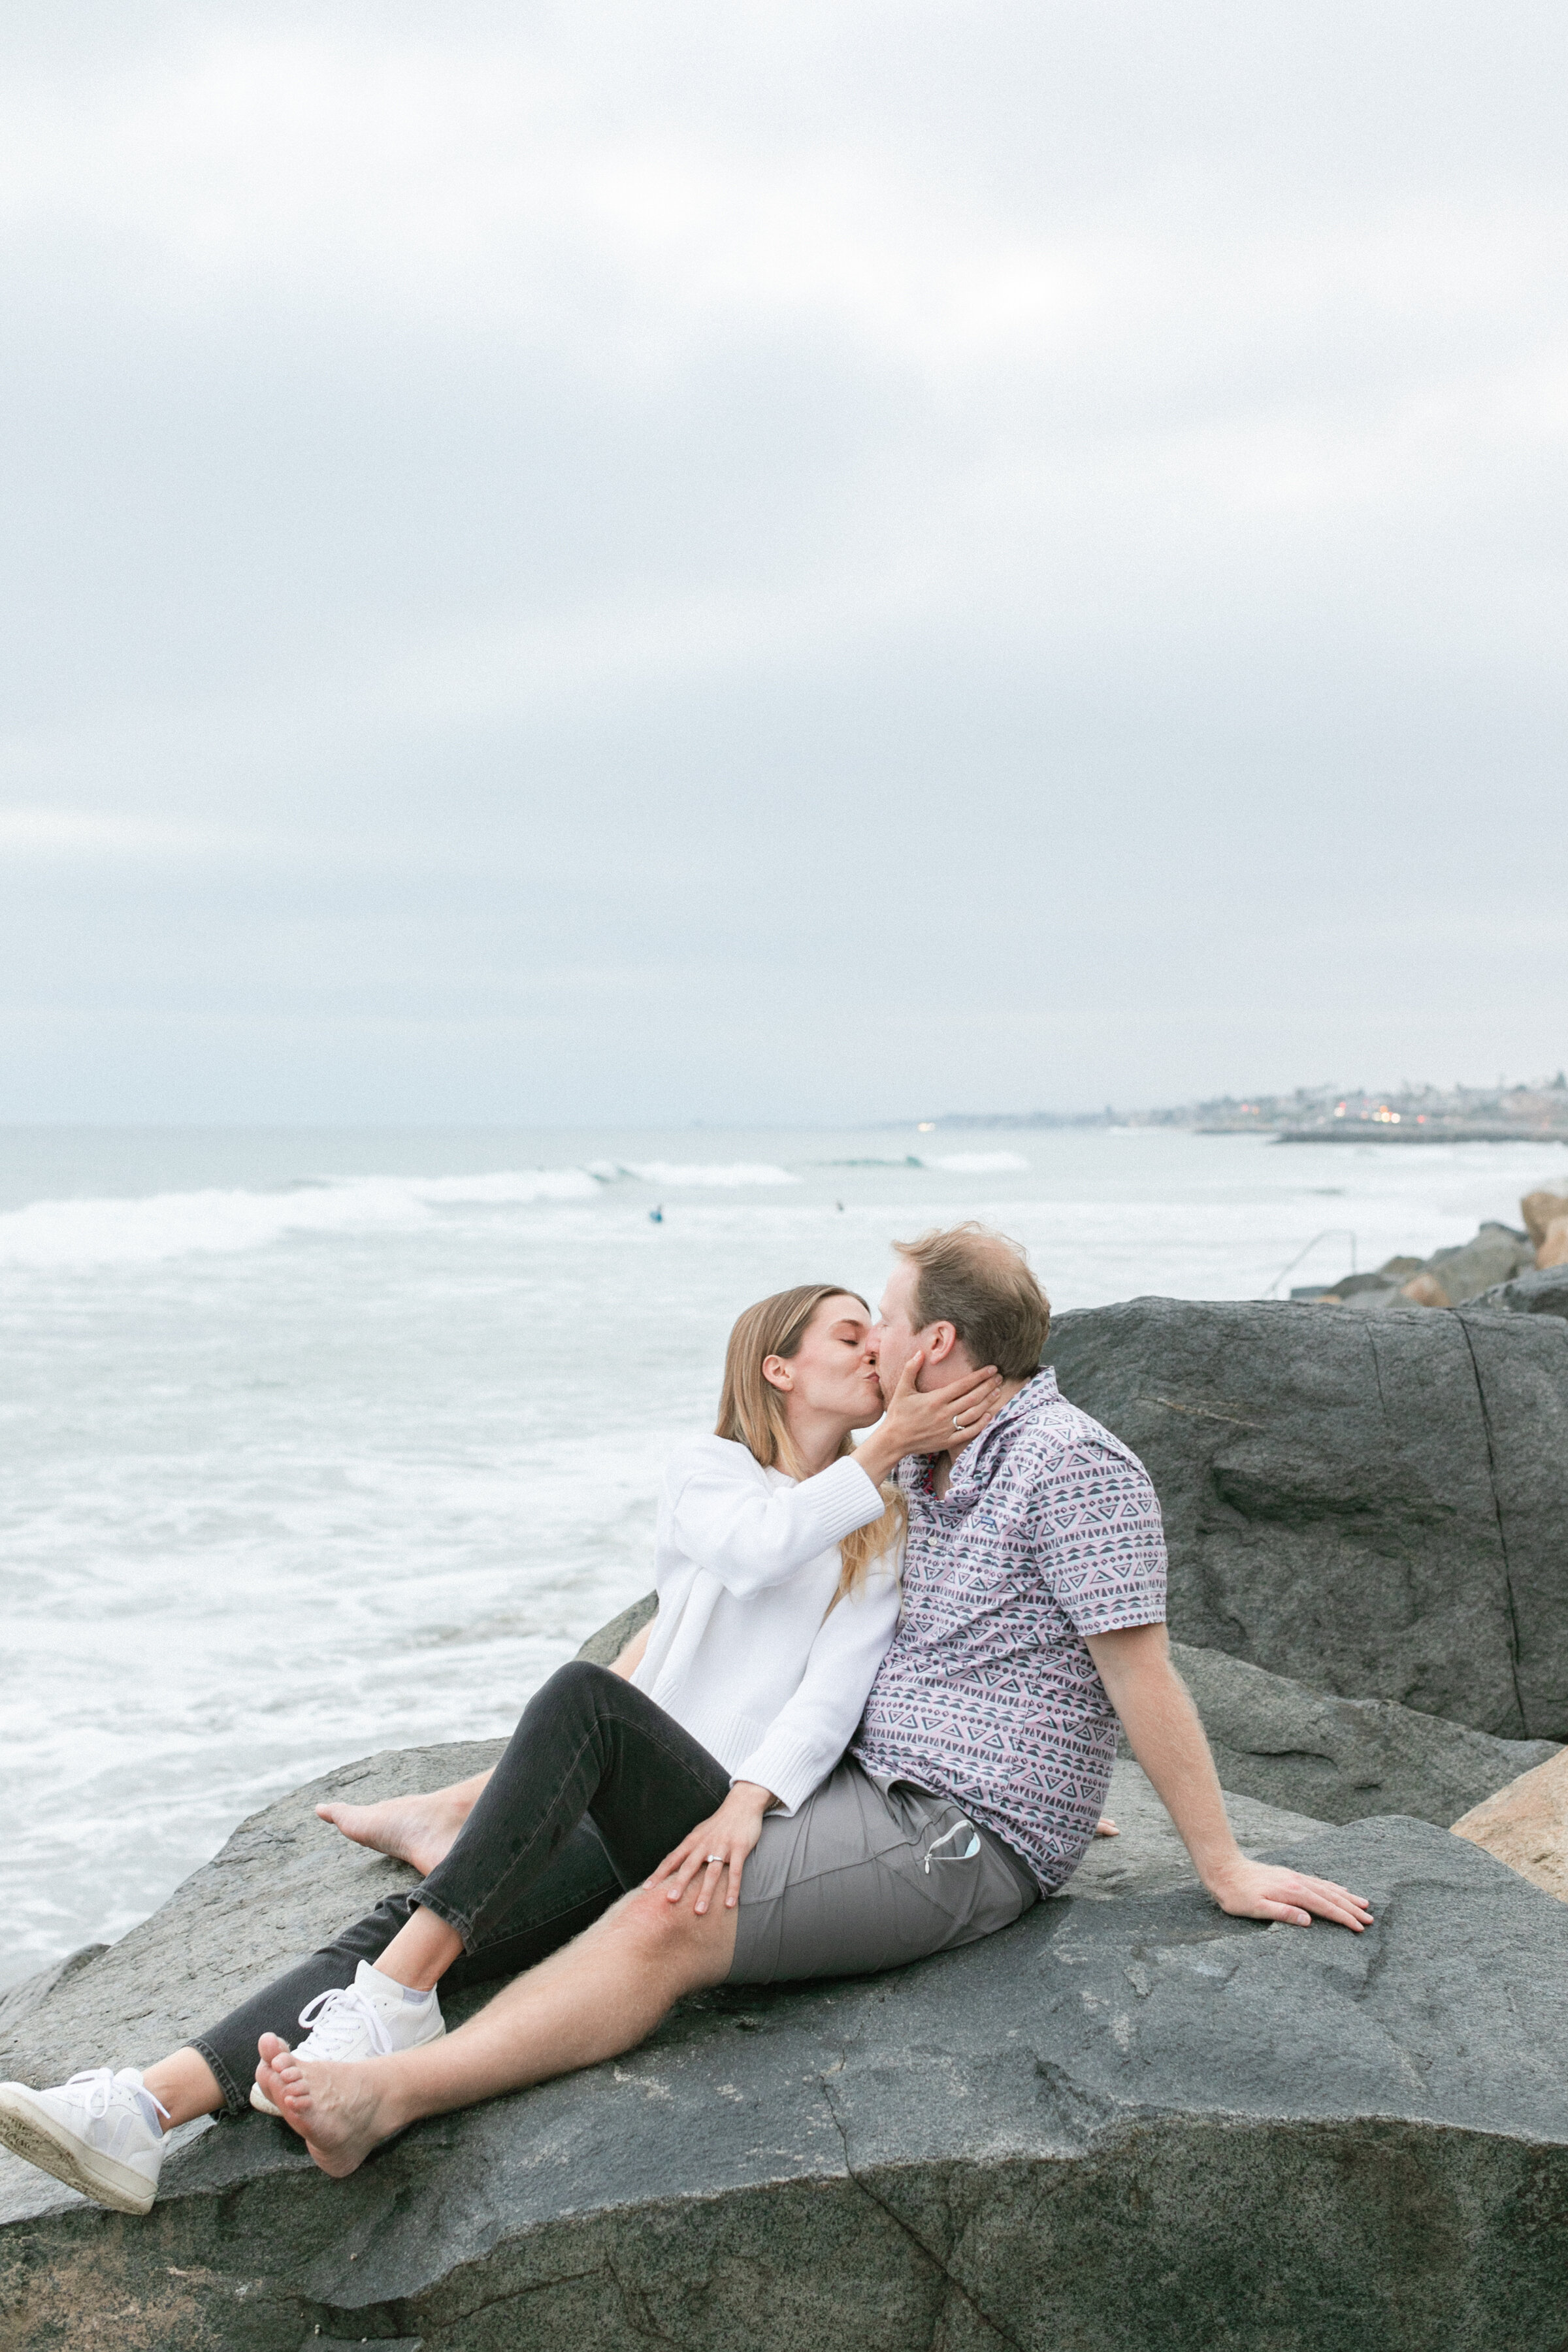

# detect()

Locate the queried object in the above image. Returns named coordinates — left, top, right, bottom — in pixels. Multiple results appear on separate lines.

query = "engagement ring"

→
left=706, top=1854, right=725, bottom=1864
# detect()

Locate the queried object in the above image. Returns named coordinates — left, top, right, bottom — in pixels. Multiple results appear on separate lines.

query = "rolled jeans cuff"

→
left=187, top=2033, right=250, bottom=2119
left=409, top=1884, right=475, bottom=1953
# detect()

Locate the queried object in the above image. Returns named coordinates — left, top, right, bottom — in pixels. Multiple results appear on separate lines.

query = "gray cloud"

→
left=1, top=0, right=1564, bottom=1120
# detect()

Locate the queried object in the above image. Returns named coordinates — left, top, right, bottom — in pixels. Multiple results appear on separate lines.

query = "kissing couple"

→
left=0, top=1222, right=1370, bottom=2213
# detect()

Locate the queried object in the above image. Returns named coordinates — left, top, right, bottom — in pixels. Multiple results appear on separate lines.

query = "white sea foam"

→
left=607, top=1161, right=800, bottom=1188
left=923, top=1151, right=1030, bottom=1173
left=399, top=1170, right=602, bottom=1205
left=0, top=1168, right=602, bottom=1269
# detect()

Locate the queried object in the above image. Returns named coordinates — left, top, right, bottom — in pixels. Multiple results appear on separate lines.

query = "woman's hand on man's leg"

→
left=651, top=1780, right=775, bottom=1915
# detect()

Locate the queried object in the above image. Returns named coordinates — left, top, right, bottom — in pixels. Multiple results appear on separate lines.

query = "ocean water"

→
left=3, top=1120, right=1563, bottom=1996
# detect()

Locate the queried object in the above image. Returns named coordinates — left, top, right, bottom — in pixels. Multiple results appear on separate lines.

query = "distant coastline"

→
left=920, top=1075, right=1568, bottom=1147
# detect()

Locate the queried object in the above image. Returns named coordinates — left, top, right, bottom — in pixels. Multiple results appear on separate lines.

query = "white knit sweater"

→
left=629, top=1435, right=902, bottom=1814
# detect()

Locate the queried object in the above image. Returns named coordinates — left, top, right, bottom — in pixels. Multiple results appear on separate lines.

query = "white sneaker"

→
left=250, top=1960, right=445, bottom=2117
left=0, top=2067, right=169, bottom=2214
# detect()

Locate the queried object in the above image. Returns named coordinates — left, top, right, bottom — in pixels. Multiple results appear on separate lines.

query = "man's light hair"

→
left=892, top=1222, right=1050, bottom=1380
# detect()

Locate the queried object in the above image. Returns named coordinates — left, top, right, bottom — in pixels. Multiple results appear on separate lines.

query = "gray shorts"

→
left=728, top=1756, right=1039, bottom=1985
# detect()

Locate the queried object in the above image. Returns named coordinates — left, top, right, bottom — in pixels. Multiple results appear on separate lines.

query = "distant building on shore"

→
left=921, top=1073, right=1568, bottom=1143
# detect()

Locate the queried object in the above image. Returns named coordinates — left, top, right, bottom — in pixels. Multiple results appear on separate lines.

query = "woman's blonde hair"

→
left=715, top=1282, right=906, bottom=1601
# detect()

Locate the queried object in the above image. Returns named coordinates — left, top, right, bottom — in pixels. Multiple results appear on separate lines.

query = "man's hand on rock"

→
left=1207, top=1857, right=1373, bottom=1932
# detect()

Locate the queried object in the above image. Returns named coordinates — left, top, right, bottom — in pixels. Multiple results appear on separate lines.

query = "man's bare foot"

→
left=255, top=2034, right=397, bottom=2180
left=316, top=1789, right=468, bottom=1874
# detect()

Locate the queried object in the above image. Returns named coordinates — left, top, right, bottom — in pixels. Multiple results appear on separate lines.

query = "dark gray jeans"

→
left=191, top=1661, right=731, bottom=2115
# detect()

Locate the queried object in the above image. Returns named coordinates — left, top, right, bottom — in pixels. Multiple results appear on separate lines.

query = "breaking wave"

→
left=0, top=1168, right=603, bottom=1270
left=587, top=1161, right=799, bottom=1188
left=814, top=1151, right=1031, bottom=1175
left=921, top=1151, right=1030, bottom=1173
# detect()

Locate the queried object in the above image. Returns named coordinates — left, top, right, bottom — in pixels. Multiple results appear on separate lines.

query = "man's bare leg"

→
left=253, top=1880, right=738, bottom=2178
left=315, top=1768, right=494, bottom=1874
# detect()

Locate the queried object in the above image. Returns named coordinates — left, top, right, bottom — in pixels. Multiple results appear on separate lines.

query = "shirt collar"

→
left=904, top=1367, right=1058, bottom=1502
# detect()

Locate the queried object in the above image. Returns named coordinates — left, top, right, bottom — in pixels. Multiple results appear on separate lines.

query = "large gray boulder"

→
left=1468, top=1262, right=1568, bottom=1320
left=573, top=1590, right=657, bottom=1666
left=1422, top=1222, right=1535, bottom=1304
left=1169, top=1641, right=1560, bottom=1826
left=1048, top=1296, right=1568, bottom=1740
left=3, top=1746, right=1565, bottom=2351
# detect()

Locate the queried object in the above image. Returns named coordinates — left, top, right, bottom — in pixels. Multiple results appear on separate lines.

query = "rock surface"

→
left=1452, top=1745, right=1568, bottom=1902
left=1521, top=1188, right=1568, bottom=1250
left=1541, top=1215, right=1568, bottom=1270
left=1049, top=1294, right=1568, bottom=1739
left=1422, top=1222, right=1536, bottom=1304
left=574, top=1590, right=657, bottom=1667
left=1467, top=1262, right=1568, bottom=1319
left=5, top=1742, right=1567, bottom=2352
left=1309, top=1224, right=1535, bottom=1310
left=1168, top=1641, right=1560, bottom=1827
left=1066, top=1756, right=1328, bottom=1891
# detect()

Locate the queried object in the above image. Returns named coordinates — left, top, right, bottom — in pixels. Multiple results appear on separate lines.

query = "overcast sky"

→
left=1, top=1, right=1563, bottom=1124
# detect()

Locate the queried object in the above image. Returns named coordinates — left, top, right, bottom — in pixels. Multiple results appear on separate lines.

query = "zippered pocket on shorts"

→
left=920, top=1814, right=982, bottom=1872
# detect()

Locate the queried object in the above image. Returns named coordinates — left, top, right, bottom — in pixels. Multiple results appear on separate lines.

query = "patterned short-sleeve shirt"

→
left=851, top=1367, right=1167, bottom=1890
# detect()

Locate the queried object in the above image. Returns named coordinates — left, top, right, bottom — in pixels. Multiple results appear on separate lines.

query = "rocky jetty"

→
left=1295, top=1186, right=1568, bottom=1310
left=1049, top=1292, right=1568, bottom=1740
left=1303, top=1220, right=1533, bottom=1309
left=1470, top=1261, right=1568, bottom=1319
left=1522, top=1187, right=1568, bottom=1269
left=4, top=1747, right=1566, bottom=2351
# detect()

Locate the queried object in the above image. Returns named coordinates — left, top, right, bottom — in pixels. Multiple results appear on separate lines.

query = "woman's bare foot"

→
left=1093, top=1816, right=1119, bottom=1837
left=315, top=1789, right=470, bottom=1875
left=255, top=2035, right=398, bottom=2180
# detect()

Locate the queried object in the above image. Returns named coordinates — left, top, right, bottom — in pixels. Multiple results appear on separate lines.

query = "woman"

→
left=0, top=1282, right=1001, bottom=2215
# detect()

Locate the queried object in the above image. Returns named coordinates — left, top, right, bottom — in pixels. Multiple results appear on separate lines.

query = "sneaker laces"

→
left=62, top=2068, right=119, bottom=2119
left=61, top=2068, right=170, bottom=2127
left=294, top=1984, right=395, bottom=2061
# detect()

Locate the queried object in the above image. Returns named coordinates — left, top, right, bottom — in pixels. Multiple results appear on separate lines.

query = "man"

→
left=246, top=1222, right=1369, bottom=2177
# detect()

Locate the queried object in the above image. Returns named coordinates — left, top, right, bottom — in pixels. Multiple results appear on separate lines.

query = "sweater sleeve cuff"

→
left=805, top=1454, right=887, bottom=1545
left=732, top=1731, right=832, bottom=1819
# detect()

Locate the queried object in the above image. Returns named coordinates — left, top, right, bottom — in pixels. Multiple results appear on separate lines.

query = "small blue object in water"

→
left=649, top=1205, right=664, bottom=1224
